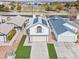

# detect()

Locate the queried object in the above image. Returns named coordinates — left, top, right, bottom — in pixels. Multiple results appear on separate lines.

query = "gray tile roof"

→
left=33, top=17, right=47, bottom=26
left=49, top=17, right=74, bottom=35
left=33, top=17, right=38, bottom=24
left=42, top=19, right=47, bottom=26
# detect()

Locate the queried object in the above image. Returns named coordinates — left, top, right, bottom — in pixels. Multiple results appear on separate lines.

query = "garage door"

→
left=31, top=36, right=47, bottom=42
left=59, top=36, right=75, bottom=42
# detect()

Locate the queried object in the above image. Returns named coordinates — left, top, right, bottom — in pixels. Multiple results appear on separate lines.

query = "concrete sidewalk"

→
left=30, top=42, right=49, bottom=59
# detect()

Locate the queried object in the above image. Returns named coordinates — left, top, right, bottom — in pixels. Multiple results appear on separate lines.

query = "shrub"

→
left=16, top=5, right=21, bottom=11
left=7, top=29, right=16, bottom=41
left=45, top=6, right=53, bottom=11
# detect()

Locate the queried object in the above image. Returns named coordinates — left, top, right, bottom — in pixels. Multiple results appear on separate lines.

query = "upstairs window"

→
left=37, top=26, right=42, bottom=33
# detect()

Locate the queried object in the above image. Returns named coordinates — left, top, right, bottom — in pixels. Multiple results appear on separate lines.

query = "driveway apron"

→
left=30, top=42, right=49, bottom=59
left=54, top=42, right=79, bottom=59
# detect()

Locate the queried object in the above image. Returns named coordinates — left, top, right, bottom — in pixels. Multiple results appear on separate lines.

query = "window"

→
left=37, top=26, right=42, bottom=33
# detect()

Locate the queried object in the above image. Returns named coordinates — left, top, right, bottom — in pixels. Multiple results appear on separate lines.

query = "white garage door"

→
left=31, top=36, right=47, bottom=42
left=59, top=36, right=75, bottom=42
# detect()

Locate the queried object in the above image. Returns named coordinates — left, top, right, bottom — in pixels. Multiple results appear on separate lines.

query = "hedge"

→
left=7, top=29, right=16, bottom=41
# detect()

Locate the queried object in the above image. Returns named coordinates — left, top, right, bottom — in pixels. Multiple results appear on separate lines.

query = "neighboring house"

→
left=6, top=15, right=29, bottom=30
left=0, top=23, right=14, bottom=43
left=29, top=16, right=49, bottom=42
left=69, top=6, right=77, bottom=14
left=0, top=16, right=8, bottom=23
left=71, top=15, right=79, bottom=29
left=49, top=16, right=77, bottom=42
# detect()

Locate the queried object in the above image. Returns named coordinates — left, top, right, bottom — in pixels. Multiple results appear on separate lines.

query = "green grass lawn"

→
left=15, top=35, right=31, bottom=59
left=47, top=44, right=58, bottom=59
left=77, top=35, right=79, bottom=39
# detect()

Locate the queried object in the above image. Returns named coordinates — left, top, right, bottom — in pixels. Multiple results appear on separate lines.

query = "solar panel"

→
left=50, top=17, right=68, bottom=35
left=33, top=17, right=38, bottom=24
left=42, top=19, right=47, bottom=25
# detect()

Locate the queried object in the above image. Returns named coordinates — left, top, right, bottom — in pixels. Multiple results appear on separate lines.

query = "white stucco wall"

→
left=30, top=24, right=49, bottom=35
left=0, top=35, right=6, bottom=43
left=77, top=15, right=79, bottom=20
left=58, top=31, right=77, bottom=42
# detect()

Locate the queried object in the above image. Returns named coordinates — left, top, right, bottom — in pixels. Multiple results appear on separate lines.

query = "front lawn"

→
left=77, top=35, right=79, bottom=39
left=15, top=35, right=31, bottom=59
left=47, top=44, right=58, bottom=59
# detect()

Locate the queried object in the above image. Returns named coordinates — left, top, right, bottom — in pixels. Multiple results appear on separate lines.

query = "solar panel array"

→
left=33, top=17, right=47, bottom=26
left=33, top=18, right=38, bottom=24
left=42, top=19, right=47, bottom=26
left=50, top=17, right=68, bottom=35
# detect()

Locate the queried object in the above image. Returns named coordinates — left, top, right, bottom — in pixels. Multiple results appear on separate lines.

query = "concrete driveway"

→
left=54, top=42, right=79, bottom=59
left=30, top=42, right=49, bottom=59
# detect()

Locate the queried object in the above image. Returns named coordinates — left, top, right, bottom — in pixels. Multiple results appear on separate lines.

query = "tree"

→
left=4, top=7, right=9, bottom=12
left=55, top=6, right=63, bottom=12
left=0, top=4, right=5, bottom=11
left=75, top=2, right=79, bottom=11
left=11, top=6, right=14, bottom=10
left=0, top=4, right=5, bottom=8
left=16, top=4, right=21, bottom=11
left=45, top=6, right=53, bottom=11
left=10, top=4, right=16, bottom=10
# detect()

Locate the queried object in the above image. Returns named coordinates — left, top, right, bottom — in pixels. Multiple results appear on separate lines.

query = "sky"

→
left=0, top=0, right=77, bottom=2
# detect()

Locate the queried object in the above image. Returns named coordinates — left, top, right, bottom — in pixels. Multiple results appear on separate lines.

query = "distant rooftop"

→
left=0, top=23, right=14, bottom=35
left=6, top=15, right=28, bottom=27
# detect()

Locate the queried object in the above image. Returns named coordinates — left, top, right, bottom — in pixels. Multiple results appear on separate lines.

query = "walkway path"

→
left=30, top=42, right=49, bottom=59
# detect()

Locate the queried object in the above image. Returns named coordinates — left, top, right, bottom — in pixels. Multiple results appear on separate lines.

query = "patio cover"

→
left=6, top=15, right=27, bottom=27
left=0, top=23, right=14, bottom=35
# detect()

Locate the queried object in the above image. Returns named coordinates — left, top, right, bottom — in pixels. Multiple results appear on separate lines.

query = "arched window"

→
left=37, top=26, right=42, bottom=33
